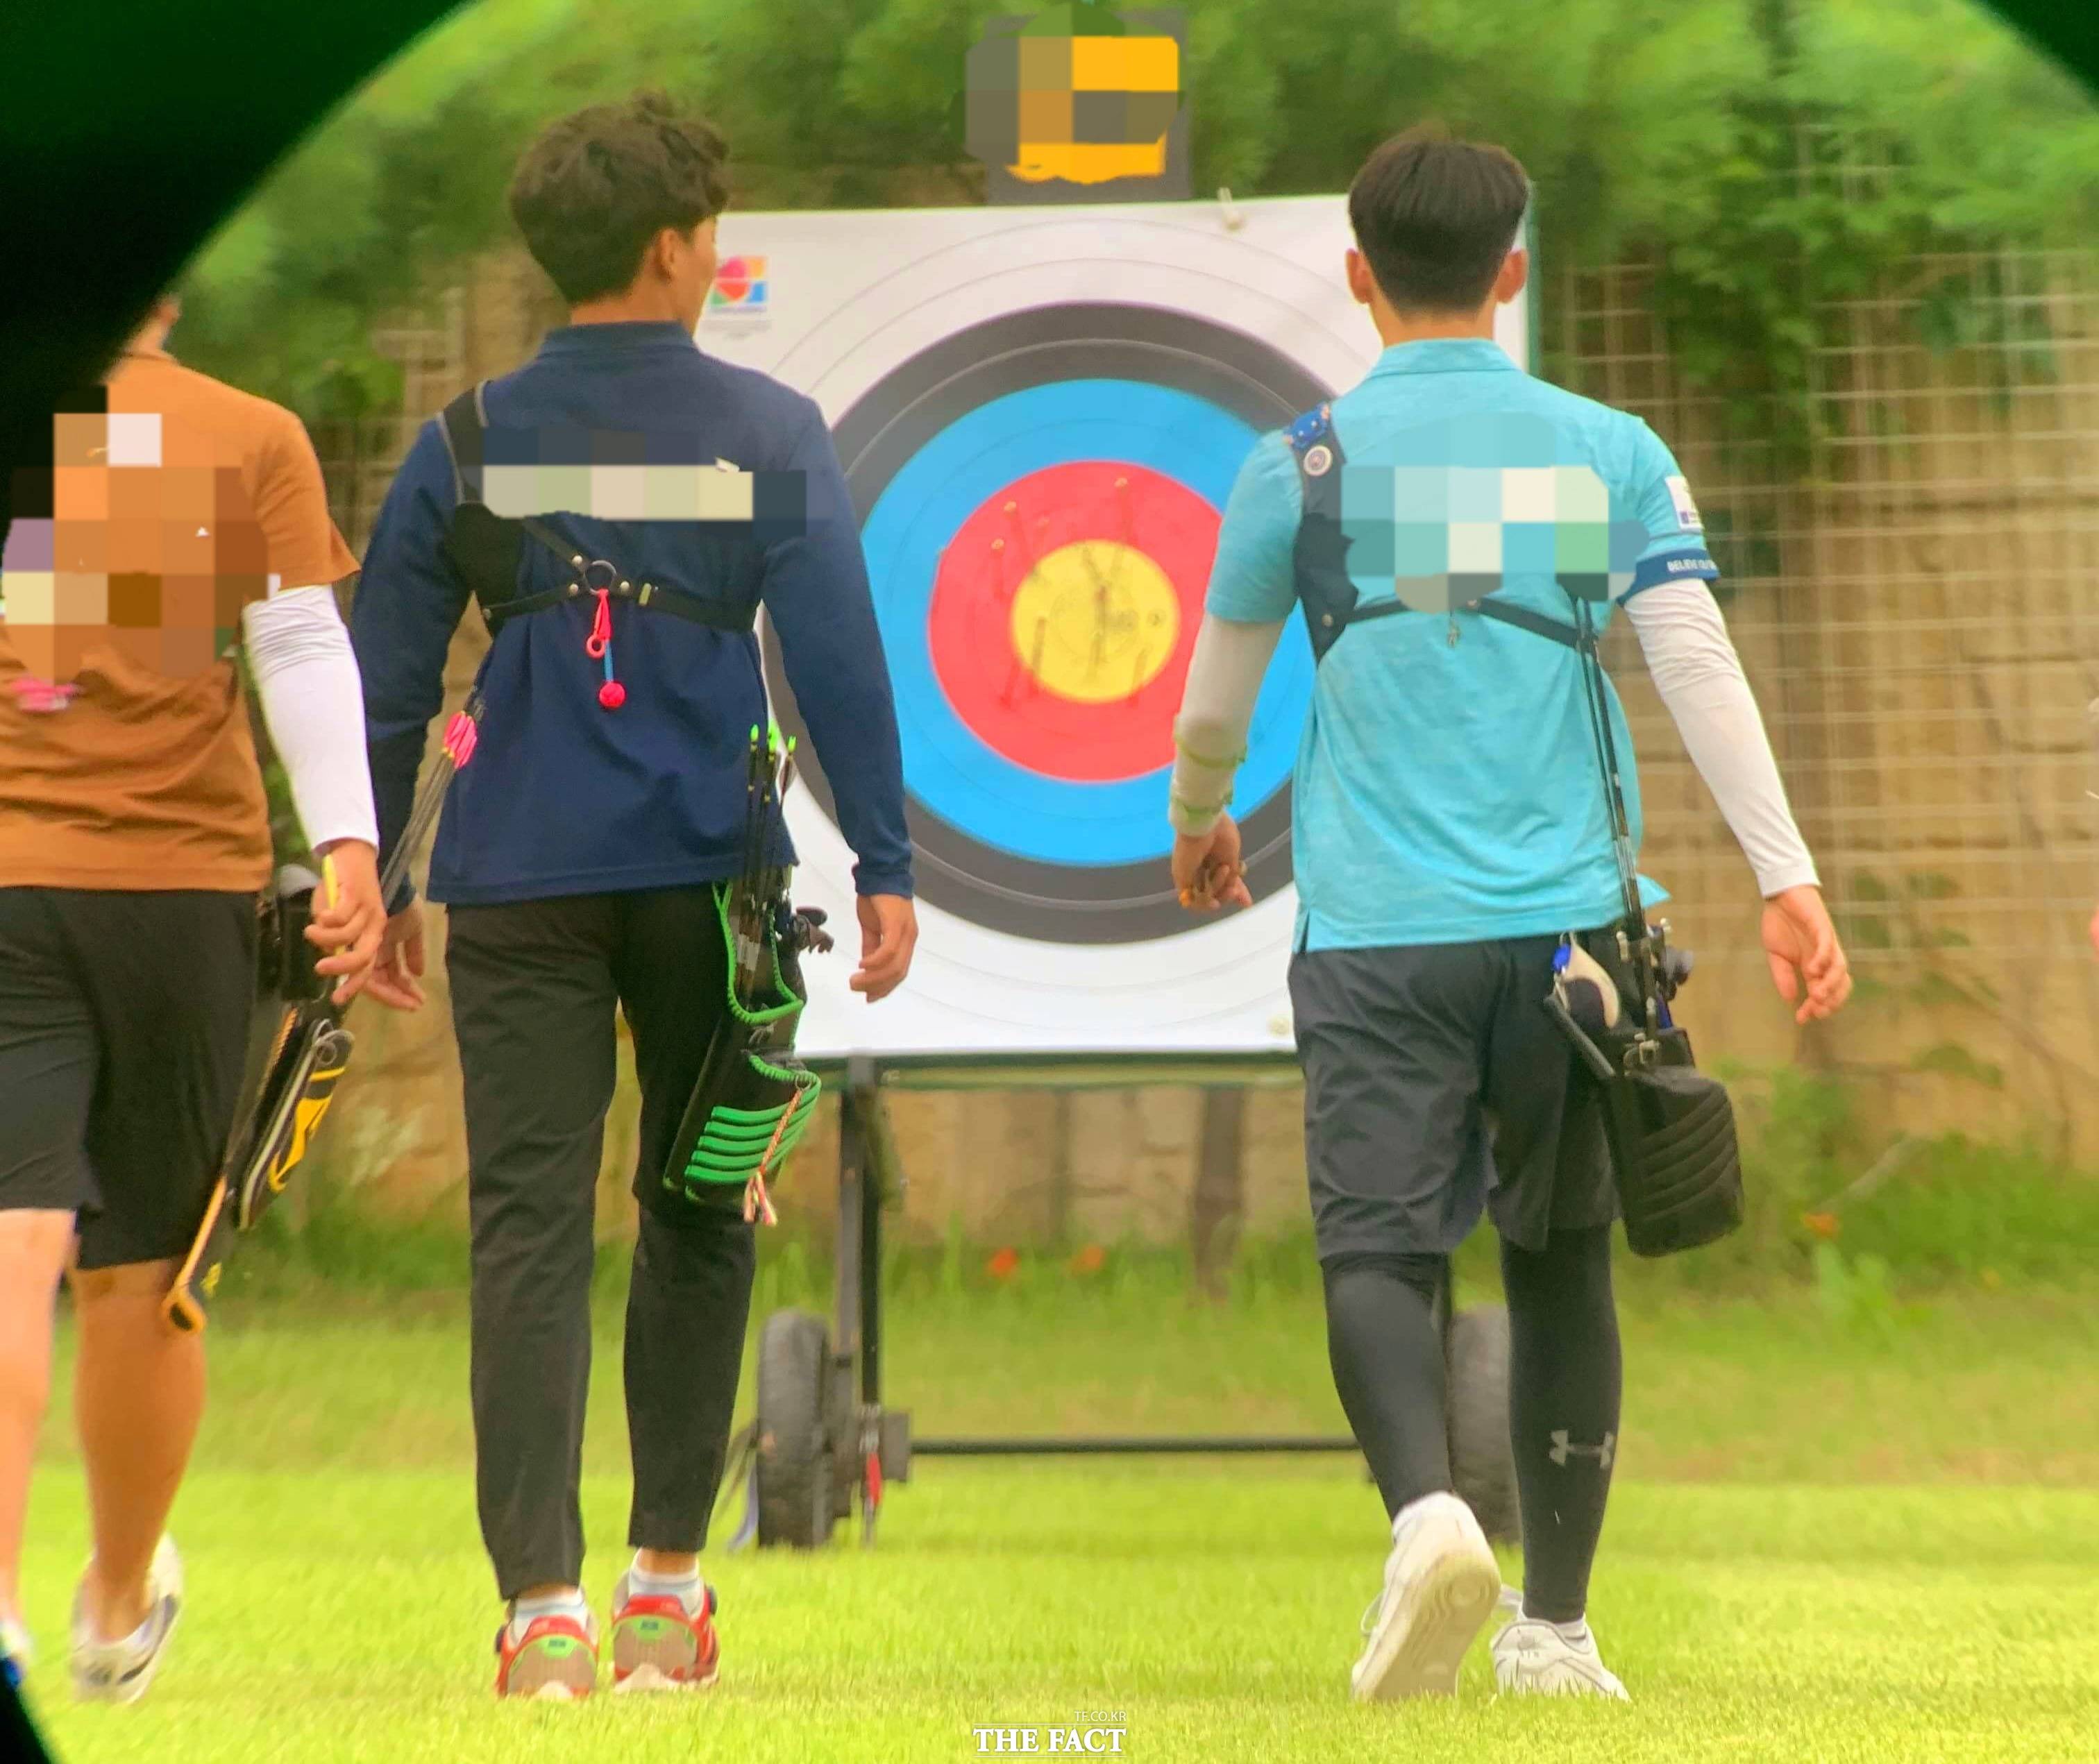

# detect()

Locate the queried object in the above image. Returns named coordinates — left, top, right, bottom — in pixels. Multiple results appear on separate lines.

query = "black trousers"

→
left=446, top=888, right=755, bottom=1600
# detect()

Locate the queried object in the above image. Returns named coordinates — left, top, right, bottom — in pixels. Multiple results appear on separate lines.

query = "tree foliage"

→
left=175, top=0, right=2099, bottom=439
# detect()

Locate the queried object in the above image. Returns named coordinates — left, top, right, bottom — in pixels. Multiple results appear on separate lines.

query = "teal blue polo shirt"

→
left=1204, top=339, right=1719, bottom=951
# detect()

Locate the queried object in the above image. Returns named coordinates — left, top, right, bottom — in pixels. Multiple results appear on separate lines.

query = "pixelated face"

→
left=1, top=407, right=269, bottom=686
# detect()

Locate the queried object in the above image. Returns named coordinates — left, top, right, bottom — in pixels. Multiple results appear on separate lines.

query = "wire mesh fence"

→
left=1552, top=248, right=2099, bottom=967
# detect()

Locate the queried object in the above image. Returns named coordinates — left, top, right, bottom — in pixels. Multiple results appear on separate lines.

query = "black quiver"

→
left=656, top=888, right=825, bottom=1223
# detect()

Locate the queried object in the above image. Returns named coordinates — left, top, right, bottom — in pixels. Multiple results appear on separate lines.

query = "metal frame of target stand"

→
left=742, top=1051, right=1516, bottom=1551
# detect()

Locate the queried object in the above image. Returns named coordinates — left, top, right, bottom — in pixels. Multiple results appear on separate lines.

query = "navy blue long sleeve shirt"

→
left=352, top=321, right=913, bottom=907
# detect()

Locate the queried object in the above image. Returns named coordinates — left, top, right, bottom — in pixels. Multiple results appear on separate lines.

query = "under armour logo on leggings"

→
left=1549, top=1430, right=1615, bottom=1470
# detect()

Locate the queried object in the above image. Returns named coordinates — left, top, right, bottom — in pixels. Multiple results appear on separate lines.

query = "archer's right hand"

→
left=365, top=904, right=428, bottom=1012
left=306, top=839, right=387, bottom=1006
left=852, top=894, right=918, bottom=1003
left=1761, top=885, right=1851, bottom=1025
left=1172, top=813, right=1253, bottom=914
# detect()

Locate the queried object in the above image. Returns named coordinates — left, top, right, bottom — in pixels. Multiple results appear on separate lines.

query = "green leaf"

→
left=1910, top=972, right=1983, bottom=1011
left=1907, top=1044, right=2005, bottom=1089
left=1839, top=913, right=1895, bottom=953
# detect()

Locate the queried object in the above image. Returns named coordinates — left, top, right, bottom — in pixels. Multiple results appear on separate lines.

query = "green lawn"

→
left=17, top=1277, right=2099, bottom=1763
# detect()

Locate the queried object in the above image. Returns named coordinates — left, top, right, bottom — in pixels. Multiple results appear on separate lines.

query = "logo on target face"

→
left=707, top=256, right=770, bottom=323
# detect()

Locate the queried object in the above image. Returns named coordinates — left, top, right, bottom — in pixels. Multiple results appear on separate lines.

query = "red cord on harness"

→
left=587, top=588, right=625, bottom=709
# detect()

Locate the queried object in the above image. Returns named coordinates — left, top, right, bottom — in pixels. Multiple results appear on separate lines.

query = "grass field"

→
left=17, top=1268, right=2099, bottom=1763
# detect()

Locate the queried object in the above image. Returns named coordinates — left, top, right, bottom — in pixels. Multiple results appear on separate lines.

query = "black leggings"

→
left=1323, top=1224, right=1621, bottom=1622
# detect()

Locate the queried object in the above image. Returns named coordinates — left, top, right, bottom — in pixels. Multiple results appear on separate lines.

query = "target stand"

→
left=739, top=1053, right=1521, bottom=1553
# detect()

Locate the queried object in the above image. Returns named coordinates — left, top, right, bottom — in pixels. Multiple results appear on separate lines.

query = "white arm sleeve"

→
left=1167, top=613, right=1288, bottom=836
left=1623, top=582, right=1819, bottom=897
left=241, top=586, right=380, bottom=854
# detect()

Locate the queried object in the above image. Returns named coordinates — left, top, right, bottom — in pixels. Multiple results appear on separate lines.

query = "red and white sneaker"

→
left=494, top=1605, right=599, bottom=1701
left=608, top=1571, right=720, bottom=1693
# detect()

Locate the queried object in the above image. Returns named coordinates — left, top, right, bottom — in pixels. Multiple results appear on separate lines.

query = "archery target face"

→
left=696, top=199, right=1532, bottom=1058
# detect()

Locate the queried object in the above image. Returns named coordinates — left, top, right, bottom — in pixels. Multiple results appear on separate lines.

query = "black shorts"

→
left=1288, top=929, right=1622, bottom=1263
left=0, top=888, right=256, bottom=1269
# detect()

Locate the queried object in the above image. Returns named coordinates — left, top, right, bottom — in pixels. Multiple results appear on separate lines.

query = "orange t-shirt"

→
left=0, top=350, right=358, bottom=891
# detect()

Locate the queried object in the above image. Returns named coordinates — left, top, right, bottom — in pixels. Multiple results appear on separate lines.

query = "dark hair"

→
left=1347, top=129, right=1531, bottom=315
left=507, top=92, right=731, bottom=305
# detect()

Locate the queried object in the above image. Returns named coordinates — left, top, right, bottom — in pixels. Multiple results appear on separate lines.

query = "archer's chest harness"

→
left=435, top=382, right=757, bottom=709
left=435, top=383, right=826, bottom=1225
left=1284, top=402, right=1582, bottom=659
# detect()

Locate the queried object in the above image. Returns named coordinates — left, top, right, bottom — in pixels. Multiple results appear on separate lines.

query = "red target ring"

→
left=927, top=460, right=1218, bottom=783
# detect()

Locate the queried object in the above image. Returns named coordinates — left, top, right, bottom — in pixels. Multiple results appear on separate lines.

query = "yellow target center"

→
left=1008, top=541, right=1180, bottom=704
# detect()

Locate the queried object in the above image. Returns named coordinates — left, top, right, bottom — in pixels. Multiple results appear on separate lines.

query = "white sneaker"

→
left=69, top=1535, right=183, bottom=1705
left=1491, top=1591, right=1630, bottom=1701
left=1351, top=1491, right=1503, bottom=1701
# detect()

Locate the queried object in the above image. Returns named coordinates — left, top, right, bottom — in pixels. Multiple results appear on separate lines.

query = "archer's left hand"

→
left=1760, top=884, right=1852, bottom=1025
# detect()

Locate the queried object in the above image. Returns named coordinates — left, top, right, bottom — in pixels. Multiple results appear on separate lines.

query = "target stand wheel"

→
left=1446, top=1304, right=1521, bottom=1547
left=754, top=1309, right=841, bottom=1550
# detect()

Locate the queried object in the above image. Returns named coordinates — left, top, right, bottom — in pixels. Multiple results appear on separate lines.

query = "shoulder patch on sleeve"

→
left=1664, top=474, right=1704, bottom=533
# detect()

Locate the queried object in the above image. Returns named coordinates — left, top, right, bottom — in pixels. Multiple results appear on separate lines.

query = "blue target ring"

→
left=863, top=378, right=1310, bottom=868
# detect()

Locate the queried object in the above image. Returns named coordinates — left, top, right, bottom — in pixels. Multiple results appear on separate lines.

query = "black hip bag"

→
left=1539, top=597, right=1746, bottom=1259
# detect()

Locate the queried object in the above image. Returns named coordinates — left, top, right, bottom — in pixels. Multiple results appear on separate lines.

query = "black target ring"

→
left=765, top=303, right=1328, bottom=944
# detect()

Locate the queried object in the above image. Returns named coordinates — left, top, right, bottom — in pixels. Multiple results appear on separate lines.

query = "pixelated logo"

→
left=706, top=255, right=770, bottom=325
left=1, top=394, right=269, bottom=695
left=967, top=2, right=1190, bottom=205
left=1337, top=418, right=1649, bottom=614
